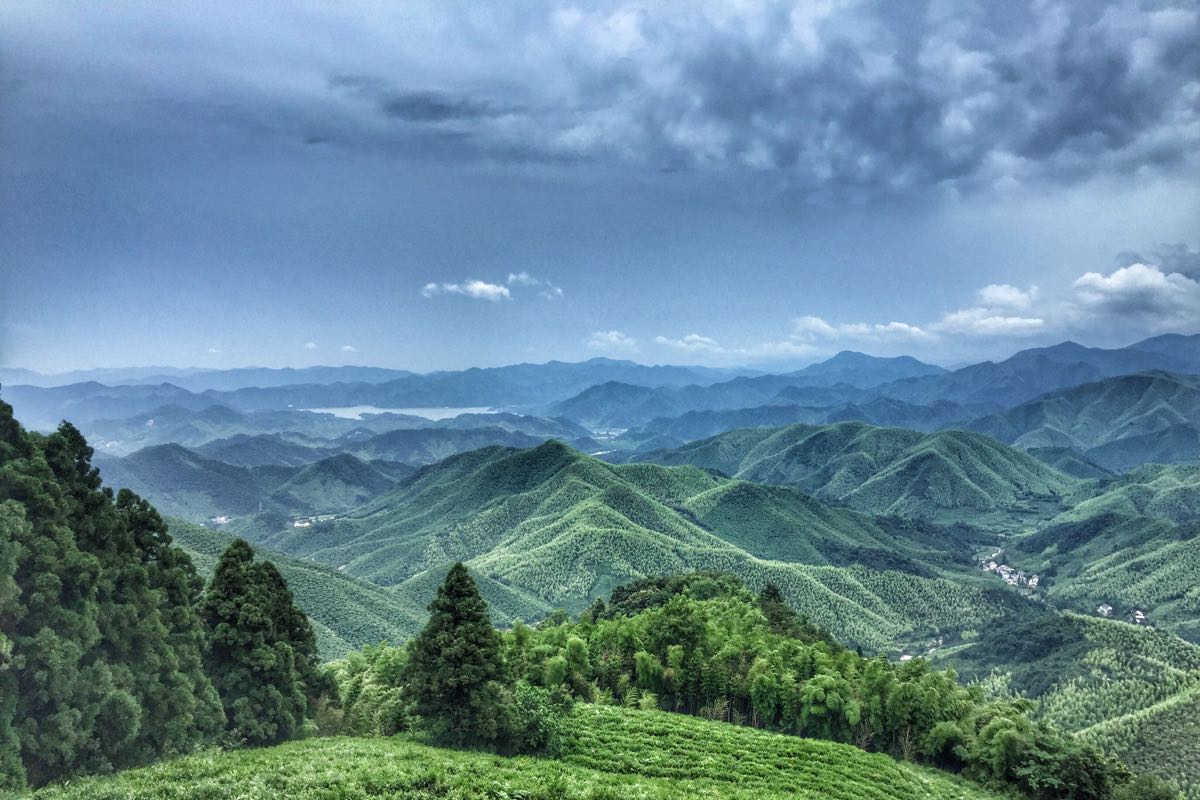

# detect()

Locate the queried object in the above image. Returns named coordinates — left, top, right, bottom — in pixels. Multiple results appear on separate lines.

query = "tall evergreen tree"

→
left=200, top=539, right=313, bottom=746
left=405, top=562, right=506, bottom=747
left=0, top=399, right=222, bottom=789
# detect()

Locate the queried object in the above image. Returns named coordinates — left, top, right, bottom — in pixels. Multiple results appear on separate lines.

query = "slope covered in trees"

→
left=634, top=421, right=1076, bottom=519
left=943, top=612, right=1200, bottom=797
left=239, top=440, right=1023, bottom=651
left=965, top=372, right=1200, bottom=471
left=1002, top=513, right=1200, bottom=642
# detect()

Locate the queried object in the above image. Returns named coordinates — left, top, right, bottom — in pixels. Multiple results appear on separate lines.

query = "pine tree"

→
left=405, top=562, right=506, bottom=747
left=200, top=540, right=312, bottom=746
left=0, top=399, right=221, bottom=788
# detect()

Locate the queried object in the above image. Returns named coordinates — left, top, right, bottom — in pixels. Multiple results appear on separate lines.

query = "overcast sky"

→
left=2, top=0, right=1198, bottom=372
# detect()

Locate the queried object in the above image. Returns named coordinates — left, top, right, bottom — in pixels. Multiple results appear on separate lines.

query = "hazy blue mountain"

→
left=617, top=397, right=970, bottom=451
left=785, top=351, right=946, bottom=387
left=2, top=381, right=211, bottom=430
left=94, top=444, right=410, bottom=523
left=872, top=335, right=1200, bottom=409
left=194, top=433, right=335, bottom=466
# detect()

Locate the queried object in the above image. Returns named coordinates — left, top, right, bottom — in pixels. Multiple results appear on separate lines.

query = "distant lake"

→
left=303, top=405, right=497, bottom=421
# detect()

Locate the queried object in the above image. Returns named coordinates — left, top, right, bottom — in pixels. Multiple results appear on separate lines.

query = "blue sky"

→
left=2, top=1, right=1198, bottom=373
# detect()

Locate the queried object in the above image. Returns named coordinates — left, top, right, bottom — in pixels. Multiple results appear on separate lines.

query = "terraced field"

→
left=30, top=706, right=1004, bottom=800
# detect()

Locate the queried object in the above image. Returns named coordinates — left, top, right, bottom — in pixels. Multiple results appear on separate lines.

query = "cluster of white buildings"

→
left=1096, top=604, right=1149, bottom=625
left=982, top=560, right=1040, bottom=588
left=292, top=513, right=337, bottom=528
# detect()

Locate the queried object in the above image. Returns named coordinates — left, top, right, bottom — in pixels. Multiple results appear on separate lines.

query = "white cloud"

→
left=206, top=347, right=221, bottom=354
left=1070, top=263, right=1200, bottom=330
left=791, top=316, right=931, bottom=342
left=303, top=341, right=317, bottom=350
left=341, top=344, right=357, bottom=353
left=423, top=273, right=561, bottom=301
left=655, top=333, right=723, bottom=353
left=507, top=271, right=539, bottom=286
left=655, top=333, right=816, bottom=361
left=977, top=283, right=1037, bottom=310
left=587, top=329, right=639, bottom=352
left=931, top=308, right=1046, bottom=336
left=421, top=279, right=511, bottom=301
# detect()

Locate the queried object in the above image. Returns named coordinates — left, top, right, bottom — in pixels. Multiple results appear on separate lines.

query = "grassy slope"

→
left=238, top=441, right=1022, bottom=652
left=31, top=705, right=1002, bottom=800
left=635, top=421, right=1076, bottom=520
left=1058, top=463, right=1200, bottom=525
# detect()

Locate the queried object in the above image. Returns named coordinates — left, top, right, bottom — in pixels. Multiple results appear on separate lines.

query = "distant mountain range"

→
left=6, top=334, right=1197, bottom=475
left=94, top=444, right=416, bottom=522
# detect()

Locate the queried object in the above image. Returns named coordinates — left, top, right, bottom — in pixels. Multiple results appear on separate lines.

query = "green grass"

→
left=29, top=706, right=1003, bottom=800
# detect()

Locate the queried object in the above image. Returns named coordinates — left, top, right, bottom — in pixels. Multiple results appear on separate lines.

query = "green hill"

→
left=194, top=432, right=333, bottom=465
left=266, top=453, right=407, bottom=514
left=239, top=441, right=1027, bottom=651
left=1060, top=464, right=1200, bottom=524
left=943, top=613, right=1200, bottom=798
left=94, top=443, right=265, bottom=520
left=165, top=519, right=424, bottom=659
left=966, top=372, right=1200, bottom=471
left=30, top=704, right=1004, bottom=800
left=1002, top=511, right=1200, bottom=642
left=94, top=445, right=408, bottom=523
left=635, top=421, right=1076, bottom=520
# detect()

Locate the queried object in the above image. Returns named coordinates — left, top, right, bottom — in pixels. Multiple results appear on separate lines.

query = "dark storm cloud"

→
left=3, top=1, right=1196, bottom=195
left=1118, top=243, right=1200, bottom=279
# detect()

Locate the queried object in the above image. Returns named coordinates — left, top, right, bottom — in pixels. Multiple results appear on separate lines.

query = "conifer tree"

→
left=200, top=539, right=312, bottom=746
left=405, top=562, right=506, bottom=747
left=0, top=399, right=221, bottom=789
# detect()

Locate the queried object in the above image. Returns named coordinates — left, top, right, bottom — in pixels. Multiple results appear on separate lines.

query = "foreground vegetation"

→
left=30, top=705, right=1008, bottom=800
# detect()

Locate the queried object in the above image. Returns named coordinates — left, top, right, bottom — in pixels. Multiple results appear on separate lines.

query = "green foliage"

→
left=0, top=398, right=223, bottom=790
left=636, top=421, right=1077, bottom=518
left=167, top=518, right=424, bottom=660
left=200, top=539, right=319, bottom=747
left=30, top=706, right=1011, bottom=800
left=246, top=441, right=1030, bottom=652
left=966, top=371, right=1200, bottom=472
left=944, top=614, right=1200, bottom=798
left=502, top=574, right=1136, bottom=799
left=404, top=563, right=507, bottom=747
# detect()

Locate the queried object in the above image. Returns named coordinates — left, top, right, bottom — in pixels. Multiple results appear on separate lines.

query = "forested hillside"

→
left=966, top=372, right=1200, bottom=471
left=233, top=440, right=1026, bottom=651
left=635, top=421, right=1076, bottom=519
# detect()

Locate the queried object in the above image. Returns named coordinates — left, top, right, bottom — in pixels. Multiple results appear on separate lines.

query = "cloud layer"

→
left=7, top=1, right=1196, bottom=197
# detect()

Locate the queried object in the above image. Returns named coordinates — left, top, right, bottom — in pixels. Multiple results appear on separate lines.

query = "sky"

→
left=1, top=0, right=1198, bottom=373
